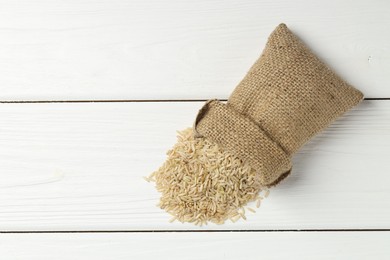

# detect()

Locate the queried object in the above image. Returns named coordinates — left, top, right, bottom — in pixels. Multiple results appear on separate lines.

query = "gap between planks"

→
left=0, top=98, right=388, bottom=104
left=1, top=229, right=390, bottom=234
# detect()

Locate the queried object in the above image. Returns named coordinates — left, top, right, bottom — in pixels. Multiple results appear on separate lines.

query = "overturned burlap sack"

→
left=194, top=23, right=364, bottom=186
left=148, top=23, right=365, bottom=225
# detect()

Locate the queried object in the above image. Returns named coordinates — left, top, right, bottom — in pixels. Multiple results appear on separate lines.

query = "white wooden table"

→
left=0, top=0, right=389, bottom=259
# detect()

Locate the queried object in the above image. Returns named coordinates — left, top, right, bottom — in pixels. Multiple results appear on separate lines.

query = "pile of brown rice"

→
left=145, top=127, right=269, bottom=225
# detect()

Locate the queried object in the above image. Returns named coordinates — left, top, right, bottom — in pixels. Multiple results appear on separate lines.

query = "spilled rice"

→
left=145, top=127, right=269, bottom=225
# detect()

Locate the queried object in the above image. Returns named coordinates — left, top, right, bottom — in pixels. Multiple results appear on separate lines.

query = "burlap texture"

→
left=193, top=23, right=364, bottom=186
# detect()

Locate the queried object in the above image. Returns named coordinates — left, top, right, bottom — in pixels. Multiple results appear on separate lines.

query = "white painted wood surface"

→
left=0, top=101, right=389, bottom=230
left=0, top=232, right=389, bottom=260
left=0, top=0, right=389, bottom=257
left=0, top=0, right=389, bottom=101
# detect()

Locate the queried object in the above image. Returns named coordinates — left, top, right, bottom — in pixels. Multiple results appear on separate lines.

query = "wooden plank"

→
left=0, top=232, right=389, bottom=259
left=0, top=0, right=388, bottom=101
left=0, top=100, right=389, bottom=230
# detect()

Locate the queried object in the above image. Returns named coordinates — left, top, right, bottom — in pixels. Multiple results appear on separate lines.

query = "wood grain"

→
left=0, top=0, right=388, bottom=101
left=0, top=100, right=389, bottom=231
left=0, top=232, right=389, bottom=259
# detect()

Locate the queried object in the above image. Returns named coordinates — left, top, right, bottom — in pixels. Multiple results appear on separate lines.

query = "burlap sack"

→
left=194, top=23, right=364, bottom=186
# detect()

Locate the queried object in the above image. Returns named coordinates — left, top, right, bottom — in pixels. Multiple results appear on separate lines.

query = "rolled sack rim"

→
left=192, top=99, right=293, bottom=187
